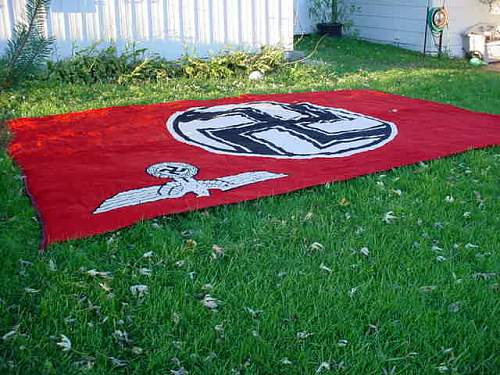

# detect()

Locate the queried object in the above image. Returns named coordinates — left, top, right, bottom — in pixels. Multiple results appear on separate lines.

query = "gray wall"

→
left=295, top=0, right=500, bottom=57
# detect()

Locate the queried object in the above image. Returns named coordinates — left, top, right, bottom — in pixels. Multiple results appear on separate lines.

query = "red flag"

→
left=6, top=90, right=500, bottom=248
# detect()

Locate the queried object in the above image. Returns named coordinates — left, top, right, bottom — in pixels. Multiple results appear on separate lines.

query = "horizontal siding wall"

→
left=294, top=0, right=432, bottom=47
left=0, top=0, right=294, bottom=60
left=445, top=0, right=500, bottom=56
left=295, top=0, right=500, bottom=57
left=343, top=0, right=432, bottom=53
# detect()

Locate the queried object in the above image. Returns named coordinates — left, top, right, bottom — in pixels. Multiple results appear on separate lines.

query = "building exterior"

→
left=2, top=0, right=498, bottom=61
left=0, top=0, right=294, bottom=60
left=295, top=0, right=500, bottom=57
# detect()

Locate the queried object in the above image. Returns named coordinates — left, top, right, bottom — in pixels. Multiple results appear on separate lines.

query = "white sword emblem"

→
left=93, top=162, right=287, bottom=214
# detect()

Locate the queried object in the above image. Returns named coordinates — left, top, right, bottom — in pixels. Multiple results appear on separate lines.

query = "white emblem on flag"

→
left=167, top=101, right=398, bottom=159
left=94, top=162, right=286, bottom=214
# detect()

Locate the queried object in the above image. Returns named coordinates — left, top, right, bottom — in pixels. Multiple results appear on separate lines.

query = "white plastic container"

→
left=485, top=41, right=500, bottom=62
left=463, top=23, right=500, bottom=63
left=464, top=33, right=487, bottom=57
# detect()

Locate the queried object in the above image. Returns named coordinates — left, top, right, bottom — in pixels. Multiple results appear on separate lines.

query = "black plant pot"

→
left=317, top=22, right=343, bottom=37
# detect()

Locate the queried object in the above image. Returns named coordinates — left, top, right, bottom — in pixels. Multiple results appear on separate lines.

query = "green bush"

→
left=47, top=44, right=152, bottom=84
left=46, top=45, right=286, bottom=85
left=182, top=47, right=285, bottom=79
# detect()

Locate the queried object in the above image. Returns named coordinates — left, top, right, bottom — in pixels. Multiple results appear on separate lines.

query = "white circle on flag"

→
left=167, top=101, right=398, bottom=159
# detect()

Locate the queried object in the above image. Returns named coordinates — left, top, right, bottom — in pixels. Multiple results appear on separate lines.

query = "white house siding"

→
left=294, top=0, right=314, bottom=34
left=0, top=0, right=294, bottom=60
left=444, top=0, right=499, bottom=56
left=295, top=0, right=500, bottom=57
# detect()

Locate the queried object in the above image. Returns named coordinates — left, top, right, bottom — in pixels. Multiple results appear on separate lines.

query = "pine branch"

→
left=7, top=0, right=50, bottom=68
left=4, top=0, right=53, bottom=76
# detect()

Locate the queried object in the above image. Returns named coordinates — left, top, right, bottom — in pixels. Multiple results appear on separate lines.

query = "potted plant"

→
left=309, top=0, right=356, bottom=37
left=478, top=0, right=498, bottom=11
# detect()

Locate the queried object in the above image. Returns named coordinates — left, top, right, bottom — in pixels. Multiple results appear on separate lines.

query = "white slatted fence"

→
left=0, top=0, right=294, bottom=60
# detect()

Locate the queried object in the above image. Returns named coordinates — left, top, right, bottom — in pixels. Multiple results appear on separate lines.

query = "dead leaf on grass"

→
left=211, top=245, right=224, bottom=259
left=448, top=302, right=461, bottom=313
left=471, top=272, right=496, bottom=280
left=296, top=331, right=313, bottom=339
left=309, top=242, right=324, bottom=252
left=201, top=295, right=219, bottom=310
left=315, top=362, right=330, bottom=373
left=465, top=243, right=479, bottom=249
left=172, top=312, right=181, bottom=325
left=348, top=287, right=359, bottom=298
left=130, top=284, right=148, bottom=297
left=170, top=367, right=187, bottom=375
left=185, top=239, right=197, bottom=250
left=359, top=247, right=370, bottom=257
left=319, top=263, right=332, bottom=273
left=73, top=356, right=95, bottom=370
left=304, top=211, right=314, bottom=220
left=113, top=330, right=132, bottom=347
left=109, top=357, right=128, bottom=367
left=244, top=307, right=263, bottom=318
left=337, top=339, right=348, bottom=347
left=2, top=325, right=19, bottom=341
left=48, top=259, right=57, bottom=272
left=419, top=285, right=438, bottom=293
left=56, top=334, right=72, bottom=352
left=138, top=267, right=152, bottom=276
left=99, top=282, right=112, bottom=293
left=391, top=189, right=402, bottom=196
left=280, top=358, right=293, bottom=365
left=85, top=269, right=112, bottom=279
left=382, top=211, right=397, bottom=224
left=338, top=197, right=350, bottom=206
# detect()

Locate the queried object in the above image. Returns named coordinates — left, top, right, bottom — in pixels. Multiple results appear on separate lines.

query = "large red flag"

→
left=6, top=90, right=500, bottom=248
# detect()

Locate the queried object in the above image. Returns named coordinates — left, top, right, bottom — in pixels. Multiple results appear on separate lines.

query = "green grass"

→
left=0, top=36, right=499, bottom=374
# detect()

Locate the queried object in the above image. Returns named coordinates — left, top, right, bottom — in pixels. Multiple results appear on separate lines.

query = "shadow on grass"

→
left=296, top=35, right=470, bottom=75
left=0, top=121, right=10, bottom=151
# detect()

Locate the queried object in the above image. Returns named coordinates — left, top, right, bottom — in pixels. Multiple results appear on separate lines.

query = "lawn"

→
left=0, top=37, right=499, bottom=374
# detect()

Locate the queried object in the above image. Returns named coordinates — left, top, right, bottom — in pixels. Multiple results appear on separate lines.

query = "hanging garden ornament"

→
left=423, top=5, right=449, bottom=56
left=428, top=7, right=449, bottom=33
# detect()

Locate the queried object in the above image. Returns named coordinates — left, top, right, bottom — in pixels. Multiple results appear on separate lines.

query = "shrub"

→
left=46, top=44, right=152, bottom=84
left=182, top=47, right=285, bottom=79
left=46, top=45, right=287, bottom=85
